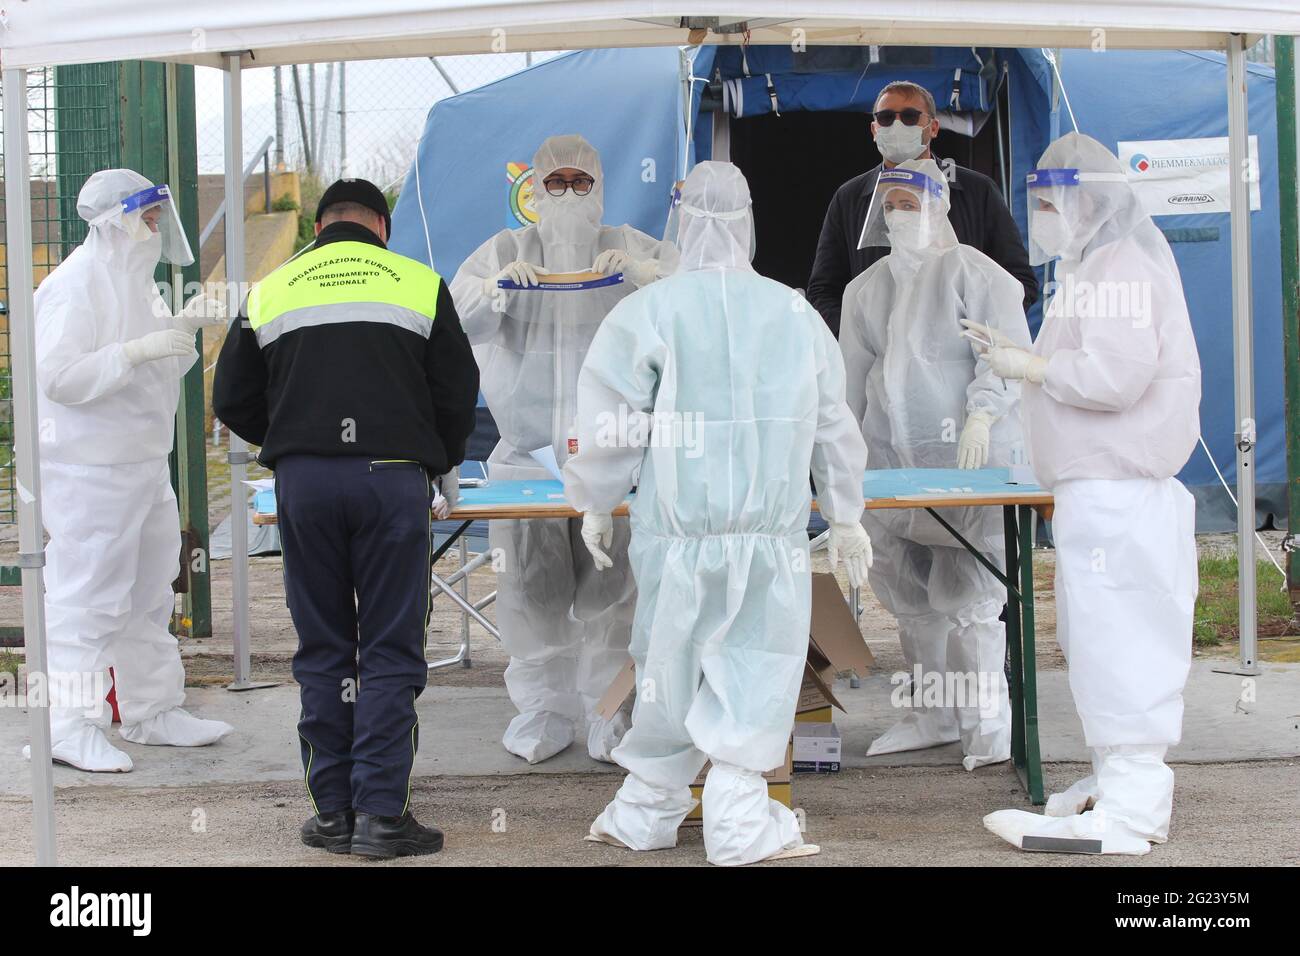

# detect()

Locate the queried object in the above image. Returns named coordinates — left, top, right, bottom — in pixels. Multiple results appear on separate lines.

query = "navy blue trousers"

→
left=276, top=455, right=431, bottom=817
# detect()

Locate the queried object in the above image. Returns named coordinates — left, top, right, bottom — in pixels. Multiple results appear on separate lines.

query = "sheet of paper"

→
left=242, top=478, right=275, bottom=492
left=527, top=445, right=565, bottom=482
left=1009, top=464, right=1039, bottom=486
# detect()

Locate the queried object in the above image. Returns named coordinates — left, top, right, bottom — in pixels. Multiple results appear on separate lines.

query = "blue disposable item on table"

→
left=249, top=468, right=1042, bottom=518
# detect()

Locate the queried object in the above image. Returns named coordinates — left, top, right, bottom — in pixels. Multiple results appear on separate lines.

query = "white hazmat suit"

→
left=566, top=161, right=871, bottom=865
left=840, top=159, right=1030, bottom=769
left=450, top=135, right=679, bottom=763
left=980, top=133, right=1201, bottom=855
left=30, top=169, right=232, bottom=772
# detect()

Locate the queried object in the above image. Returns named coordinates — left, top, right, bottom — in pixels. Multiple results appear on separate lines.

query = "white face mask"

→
left=884, top=209, right=926, bottom=250
left=1032, top=209, right=1073, bottom=259
left=875, top=123, right=927, bottom=165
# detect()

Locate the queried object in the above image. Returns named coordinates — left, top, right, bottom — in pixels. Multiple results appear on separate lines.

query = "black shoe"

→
left=350, top=812, right=444, bottom=859
left=301, top=811, right=355, bottom=854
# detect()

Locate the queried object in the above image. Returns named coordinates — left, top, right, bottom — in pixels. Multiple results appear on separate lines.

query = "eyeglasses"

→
left=543, top=175, right=595, bottom=197
left=873, top=108, right=929, bottom=127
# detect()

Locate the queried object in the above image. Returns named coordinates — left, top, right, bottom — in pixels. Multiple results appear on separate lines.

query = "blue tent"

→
left=391, top=45, right=1284, bottom=531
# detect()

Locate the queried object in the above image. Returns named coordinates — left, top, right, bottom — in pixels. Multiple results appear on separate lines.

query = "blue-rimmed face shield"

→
left=1026, top=167, right=1126, bottom=265
left=92, top=183, right=194, bottom=265
left=858, top=167, right=947, bottom=251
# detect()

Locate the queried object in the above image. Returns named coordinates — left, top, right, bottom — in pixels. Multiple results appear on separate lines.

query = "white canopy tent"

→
left=4, top=2, right=1298, bottom=866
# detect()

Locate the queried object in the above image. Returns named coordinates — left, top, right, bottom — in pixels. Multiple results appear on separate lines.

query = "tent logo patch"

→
left=1130, top=153, right=1151, bottom=173
left=506, top=162, right=538, bottom=226
left=1168, top=193, right=1214, bottom=206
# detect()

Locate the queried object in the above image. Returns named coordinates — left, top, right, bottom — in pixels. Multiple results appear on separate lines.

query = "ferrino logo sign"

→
left=1168, top=193, right=1215, bottom=206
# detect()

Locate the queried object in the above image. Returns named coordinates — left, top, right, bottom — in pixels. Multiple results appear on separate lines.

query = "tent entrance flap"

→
left=729, top=110, right=875, bottom=291
left=727, top=106, right=1008, bottom=293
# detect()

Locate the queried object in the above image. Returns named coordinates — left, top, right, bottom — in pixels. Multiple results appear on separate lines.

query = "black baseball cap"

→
left=316, top=177, right=392, bottom=236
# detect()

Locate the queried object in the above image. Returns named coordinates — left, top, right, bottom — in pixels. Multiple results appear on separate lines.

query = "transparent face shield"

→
left=1025, top=167, right=1126, bottom=265
left=857, top=168, right=947, bottom=252
left=93, top=183, right=195, bottom=265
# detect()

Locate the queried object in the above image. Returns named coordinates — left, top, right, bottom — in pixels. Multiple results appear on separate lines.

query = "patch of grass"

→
left=270, top=195, right=299, bottom=213
left=1194, top=556, right=1296, bottom=647
left=0, top=649, right=24, bottom=676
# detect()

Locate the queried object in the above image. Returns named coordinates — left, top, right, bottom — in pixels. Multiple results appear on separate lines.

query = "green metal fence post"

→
left=117, top=61, right=210, bottom=638
left=1277, top=36, right=1300, bottom=613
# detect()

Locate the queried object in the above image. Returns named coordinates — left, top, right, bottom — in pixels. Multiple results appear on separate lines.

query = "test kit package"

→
left=793, top=721, right=843, bottom=773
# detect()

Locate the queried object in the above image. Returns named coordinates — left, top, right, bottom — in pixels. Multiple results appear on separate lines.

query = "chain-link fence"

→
left=196, top=54, right=559, bottom=184
left=0, top=53, right=560, bottom=524
left=0, top=64, right=120, bottom=525
left=190, top=52, right=561, bottom=282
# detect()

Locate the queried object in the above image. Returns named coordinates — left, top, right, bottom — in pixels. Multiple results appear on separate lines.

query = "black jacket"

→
left=807, top=160, right=1039, bottom=336
left=212, top=221, right=479, bottom=475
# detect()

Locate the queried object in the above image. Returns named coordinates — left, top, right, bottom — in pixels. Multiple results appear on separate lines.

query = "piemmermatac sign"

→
left=1117, top=136, right=1261, bottom=217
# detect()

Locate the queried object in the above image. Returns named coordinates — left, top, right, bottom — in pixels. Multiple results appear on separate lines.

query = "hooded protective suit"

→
left=982, top=133, right=1201, bottom=855
left=839, top=159, right=1029, bottom=769
left=31, top=169, right=232, bottom=772
left=566, top=161, right=869, bottom=865
left=449, top=135, right=679, bottom=763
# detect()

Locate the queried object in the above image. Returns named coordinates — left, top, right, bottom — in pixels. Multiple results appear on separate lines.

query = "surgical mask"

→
left=884, top=210, right=926, bottom=250
left=536, top=187, right=602, bottom=267
left=1031, top=209, right=1072, bottom=259
left=875, top=123, right=927, bottom=165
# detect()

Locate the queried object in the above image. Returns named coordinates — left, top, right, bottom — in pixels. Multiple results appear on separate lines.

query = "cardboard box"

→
left=796, top=572, right=876, bottom=721
left=792, top=721, right=842, bottom=773
left=682, top=742, right=793, bottom=826
left=598, top=572, right=874, bottom=724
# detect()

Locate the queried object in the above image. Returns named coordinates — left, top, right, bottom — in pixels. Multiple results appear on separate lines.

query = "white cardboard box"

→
left=792, top=721, right=842, bottom=773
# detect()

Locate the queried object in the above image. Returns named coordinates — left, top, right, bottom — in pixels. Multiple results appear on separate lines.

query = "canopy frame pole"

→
left=223, top=54, right=255, bottom=690
left=4, top=66, right=58, bottom=866
left=1227, top=34, right=1261, bottom=675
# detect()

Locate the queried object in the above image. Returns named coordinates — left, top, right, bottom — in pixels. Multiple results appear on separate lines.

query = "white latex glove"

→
left=123, top=329, right=198, bottom=366
left=174, top=293, right=228, bottom=334
left=432, top=467, right=459, bottom=519
left=957, top=410, right=996, bottom=470
left=581, top=512, right=614, bottom=571
left=592, top=249, right=631, bottom=276
left=484, top=260, right=549, bottom=294
left=593, top=250, right=659, bottom=287
left=959, top=318, right=1018, bottom=353
left=828, top=522, right=873, bottom=589
left=987, top=346, right=1048, bottom=384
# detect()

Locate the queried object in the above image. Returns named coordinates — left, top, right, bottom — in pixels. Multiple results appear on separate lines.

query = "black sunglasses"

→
left=874, top=108, right=929, bottom=127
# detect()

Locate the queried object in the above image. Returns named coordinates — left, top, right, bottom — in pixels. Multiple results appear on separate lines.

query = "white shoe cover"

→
left=867, top=709, right=960, bottom=756
left=586, top=708, right=631, bottom=764
left=24, top=724, right=133, bottom=772
left=119, top=707, right=233, bottom=747
left=588, top=773, right=694, bottom=851
left=1046, top=750, right=1103, bottom=817
left=502, top=710, right=575, bottom=764
left=703, top=761, right=807, bottom=866
left=584, top=830, right=630, bottom=849
left=961, top=730, right=1011, bottom=772
left=983, top=808, right=1152, bottom=855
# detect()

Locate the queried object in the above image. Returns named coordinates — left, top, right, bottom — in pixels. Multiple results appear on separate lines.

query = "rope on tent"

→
left=1198, top=435, right=1287, bottom=586
left=414, top=156, right=435, bottom=269
left=1040, top=48, right=1079, bottom=132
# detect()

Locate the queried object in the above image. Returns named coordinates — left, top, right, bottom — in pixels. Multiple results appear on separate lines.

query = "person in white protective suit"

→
left=449, top=135, right=680, bottom=763
left=26, top=169, right=233, bottom=772
left=839, top=159, right=1031, bottom=770
left=565, top=161, right=873, bottom=866
left=973, top=132, right=1201, bottom=855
